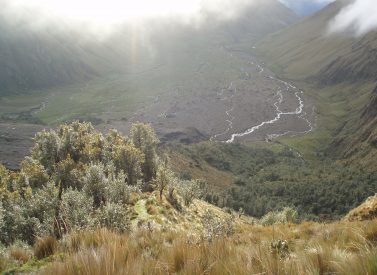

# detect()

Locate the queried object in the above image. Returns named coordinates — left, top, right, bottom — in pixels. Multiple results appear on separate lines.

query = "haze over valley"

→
left=0, top=0, right=302, bottom=167
left=2, top=1, right=377, bottom=273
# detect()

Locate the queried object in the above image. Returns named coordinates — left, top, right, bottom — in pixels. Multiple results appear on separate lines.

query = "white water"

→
left=210, top=82, right=237, bottom=141
left=226, top=87, right=305, bottom=143
left=211, top=57, right=314, bottom=143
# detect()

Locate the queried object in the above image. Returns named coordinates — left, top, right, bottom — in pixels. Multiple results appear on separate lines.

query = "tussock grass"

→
left=9, top=247, right=30, bottom=264
left=39, top=219, right=377, bottom=275
left=34, top=236, right=58, bottom=260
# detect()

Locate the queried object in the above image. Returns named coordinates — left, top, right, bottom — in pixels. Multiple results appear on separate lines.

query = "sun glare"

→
left=10, top=0, right=202, bottom=25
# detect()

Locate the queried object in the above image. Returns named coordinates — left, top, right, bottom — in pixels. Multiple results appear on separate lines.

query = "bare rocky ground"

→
left=103, top=47, right=315, bottom=143
left=0, top=47, right=315, bottom=169
left=0, top=122, right=45, bottom=170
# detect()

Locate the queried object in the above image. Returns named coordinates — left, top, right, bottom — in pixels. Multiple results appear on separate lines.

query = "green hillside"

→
left=255, top=0, right=377, bottom=169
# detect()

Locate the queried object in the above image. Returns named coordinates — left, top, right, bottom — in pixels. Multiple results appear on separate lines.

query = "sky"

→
left=279, top=0, right=335, bottom=16
left=1, top=0, right=255, bottom=25
left=1, top=0, right=377, bottom=37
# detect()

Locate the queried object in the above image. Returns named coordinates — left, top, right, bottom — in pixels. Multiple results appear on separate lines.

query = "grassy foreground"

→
left=2, top=218, right=377, bottom=274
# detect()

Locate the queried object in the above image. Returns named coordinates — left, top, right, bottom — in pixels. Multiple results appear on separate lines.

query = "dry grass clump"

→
left=40, top=219, right=377, bottom=275
left=9, top=247, right=30, bottom=264
left=43, top=220, right=377, bottom=275
left=34, top=236, right=58, bottom=259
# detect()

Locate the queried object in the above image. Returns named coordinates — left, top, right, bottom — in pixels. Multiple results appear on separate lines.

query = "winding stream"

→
left=211, top=55, right=314, bottom=143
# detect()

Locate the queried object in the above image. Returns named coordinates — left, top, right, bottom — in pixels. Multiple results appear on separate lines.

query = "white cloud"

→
left=0, top=0, right=260, bottom=36
left=328, top=0, right=377, bottom=36
left=1, top=0, right=256, bottom=26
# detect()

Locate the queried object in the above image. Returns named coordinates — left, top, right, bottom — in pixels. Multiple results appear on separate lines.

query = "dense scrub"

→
left=171, top=142, right=377, bottom=220
left=0, top=121, right=202, bottom=247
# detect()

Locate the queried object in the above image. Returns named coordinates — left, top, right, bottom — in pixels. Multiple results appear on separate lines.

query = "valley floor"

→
left=0, top=42, right=315, bottom=169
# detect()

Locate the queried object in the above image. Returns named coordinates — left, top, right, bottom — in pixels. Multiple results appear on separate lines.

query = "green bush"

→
left=107, top=171, right=140, bottom=204
left=201, top=209, right=235, bottom=242
left=83, top=164, right=108, bottom=208
left=178, top=180, right=203, bottom=206
left=261, top=207, right=299, bottom=226
left=60, top=189, right=94, bottom=231
left=94, top=202, right=130, bottom=233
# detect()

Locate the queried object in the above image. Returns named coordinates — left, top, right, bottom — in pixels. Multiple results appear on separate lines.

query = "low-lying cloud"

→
left=0, top=0, right=257, bottom=34
left=328, top=0, right=377, bottom=36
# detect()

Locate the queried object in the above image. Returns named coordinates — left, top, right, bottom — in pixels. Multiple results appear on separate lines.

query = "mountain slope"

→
left=257, top=0, right=356, bottom=79
left=318, top=31, right=377, bottom=84
left=256, top=0, right=377, bottom=169
left=0, top=18, right=131, bottom=95
left=0, top=0, right=298, bottom=95
left=331, top=85, right=377, bottom=169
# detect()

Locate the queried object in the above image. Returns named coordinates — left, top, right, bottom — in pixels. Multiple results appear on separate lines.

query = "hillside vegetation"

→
left=1, top=122, right=377, bottom=274
left=255, top=0, right=377, bottom=170
left=169, top=141, right=377, bottom=220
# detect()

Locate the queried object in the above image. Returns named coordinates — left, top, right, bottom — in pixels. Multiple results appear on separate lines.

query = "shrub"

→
left=107, top=171, right=140, bottom=204
left=55, top=156, right=83, bottom=191
left=0, top=202, right=4, bottom=233
left=113, top=143, right=144, bottom=186
left=261, top=207, right=299, bottom=226
left=26, top=182, right=59, bottom=238
left=270, top=239, right=289, bottom=258
left=0, top=165, right=10, bottom=199
left=1, top=182, right=58, bottom=243
left=201, top=209, right=235, bottom=242
left=57, top=121, right=94, bottom=162
left=0, top=196, right=55, bottom=245
left=131, top=123, right=159, bottom=182
left=178, top=180, right=203, bottom=206
left=94, top=203, right=130, bottom=233
left=167, top=180, right=182, bottom=211
left=60, top=189, right=94, bottom=232
left=155, top=163, right=174, bottom=199
left=83, top=164, right=107, bottom=208
left=31, top=130, right=60, bottom=173
left=20, top=157, right=49, bottom=188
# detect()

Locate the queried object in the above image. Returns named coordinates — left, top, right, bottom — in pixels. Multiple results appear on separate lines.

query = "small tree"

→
left=0, top=165, right=10, bottom=198
left=83, top=163, right=108, bottom=208
left=20, top=157, right=49, bottom=188
left=131, top=123, right=159, bottom=183
left=58, top=121, right=93, bottom=162
left=0, top=201, right=4, bottom=235
left=55, top=156, right=81, bottom=196
left=155, top=163, right=174, bottom=200
left=201, top=209, right=235, bottom=242
left=106, top=171, right=140, bottom=204
left=94, top=202, right=130, bottom=233
left=31, top=130, right=60, bottom=174
left=113, top=143, right=143, bottom=186
left=82, top=133, right=105, bottom=163
left=60, top=189, right=94, bottom=232
left=179, top=180, right=203, bottom=206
